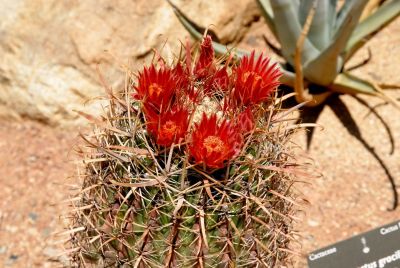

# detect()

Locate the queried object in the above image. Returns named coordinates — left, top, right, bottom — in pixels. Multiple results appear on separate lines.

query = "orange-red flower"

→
left=189, top=113, right=242, bottom=169
left=204, top=66, right=230, bottom=94
left=195, top=36, right=232, bottom=94
left=214, top=67, right=229, bottom=89
left=232, top=51, right=281, bottom=106
left=194, top=35, right=216, bottom=79
left=173, top=62, right=198, bottom=102
left=173, top=63, right=190, bottom=89
left=134, top=65, right=177, bottom=112
left=146, top=107, right=189, bottom=147
left=237, top=108, right=255, bottom=134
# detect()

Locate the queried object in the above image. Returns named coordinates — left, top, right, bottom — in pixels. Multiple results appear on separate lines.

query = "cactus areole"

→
left=69, top=36, right=302, bottom=267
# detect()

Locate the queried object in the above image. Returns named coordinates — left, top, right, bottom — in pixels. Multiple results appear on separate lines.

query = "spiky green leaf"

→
left=279, top=68, right=297, bottom=87
left=168, top=0, right=248, bottom=58
left=345, top=0, right=400, bottom=59
left=330, top=72, right=381, bottom=96
left=330, top=72, right=400, bottom=109
left=270, top=0, right=320, bottom=66
left=256, top=0, right=278, bottom=37
left=303, top=0, right=368, bottom=85
left=335, top=0, right=357, bottom=31
left=298, top=0, right=336, bottom=51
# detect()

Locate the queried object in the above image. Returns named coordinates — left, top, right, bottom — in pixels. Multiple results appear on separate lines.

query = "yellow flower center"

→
left=162, top=121, right=178, bottom=136
left=203, top=136, right=225, bottom=154
left=243, top=71, right=262, bottom=84
left=148, top=83, right=163, bottom=97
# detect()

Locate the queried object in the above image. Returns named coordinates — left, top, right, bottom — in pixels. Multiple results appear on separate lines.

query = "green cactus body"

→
left=69, top=36, right=301, bottom=267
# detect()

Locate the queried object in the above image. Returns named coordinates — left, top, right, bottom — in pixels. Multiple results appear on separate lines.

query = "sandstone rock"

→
left=0, top=0, right=256, bottom=126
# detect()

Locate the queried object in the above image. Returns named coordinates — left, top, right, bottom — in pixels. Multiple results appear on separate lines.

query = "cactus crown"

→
left=69, top=36, right=303, bottom=267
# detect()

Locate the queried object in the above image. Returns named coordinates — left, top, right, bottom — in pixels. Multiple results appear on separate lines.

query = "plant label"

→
left=308, top=220, right=400, bottom=268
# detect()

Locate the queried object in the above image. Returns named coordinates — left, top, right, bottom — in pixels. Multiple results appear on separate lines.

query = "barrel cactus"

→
left=69, top=36, right=305, bottom=267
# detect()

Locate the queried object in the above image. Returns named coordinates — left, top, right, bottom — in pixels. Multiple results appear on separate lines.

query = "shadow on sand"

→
left=296, top=94, right=398, bottom=211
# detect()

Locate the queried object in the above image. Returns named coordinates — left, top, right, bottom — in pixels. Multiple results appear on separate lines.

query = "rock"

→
left=0, top=0, right=257, bottom=126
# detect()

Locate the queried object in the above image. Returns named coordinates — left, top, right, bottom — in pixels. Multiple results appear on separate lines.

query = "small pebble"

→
left=305, top=234, right=315, bottom=242
left=308, top=219, right=320, bottom=227
left=5, top=226, right=18, bottom=233
left=29, top=212, right=38, bottom=221
left=9, top=254, right=19, bottom=260
left=0, top=246, right=7, bottom=254
left=28, top=155, right=38, bottom=162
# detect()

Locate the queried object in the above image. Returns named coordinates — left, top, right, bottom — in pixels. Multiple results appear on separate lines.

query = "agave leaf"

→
left=269, top=0, right=320, bottom=66
left=168, top=0, right=248, bottom=58
left=329, top=72, right=379, bottom=96
left=279, top=67, right=297, bottom=87
left=345, top=0, right=400, bottom=60
left=330, top=73, right=400, bottom=109
left=327, top=0, right=337, bottom=38
left=298, top=0, right=336, bottom=50
left=256, top=0, right=278, bottom=37
left=360, top=0, right=383, bottom=20
left=212, top=44, right=249, bottom=59
left=167, top=0, right=207, bottom=41
left=167, top=0, right=311, bottom=91
left=335, top=0, right=357, bottom=31
left=303, top=0, right=368, bottom=85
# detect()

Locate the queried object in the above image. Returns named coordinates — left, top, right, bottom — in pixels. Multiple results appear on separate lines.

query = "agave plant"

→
left=169, top=0, right=400, bottom=107
left=169, top=0, right=400, bottom=211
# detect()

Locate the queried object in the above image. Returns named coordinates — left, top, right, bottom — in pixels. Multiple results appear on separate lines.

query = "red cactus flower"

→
left=173, top=63, right=190, bottom=89
left=211, top=66, right=229, bottom=91
left=146, top=106, right=189, bottom=147
left=190, top=113, right=242, bottom=169
left=211, top=53, right=234, bottom=93
left=134, top=65, right=177, bottom=111
left=202, top=66, right=230, bottom=94
left=194, top=35, right=232, bottom=94
left=173, top=62, right=198, bottom=102
left=237, top=108, right=255, bottom=134
left=194, top=35, right=216, bottom=79
left=232, top=51, right=281, bottom=106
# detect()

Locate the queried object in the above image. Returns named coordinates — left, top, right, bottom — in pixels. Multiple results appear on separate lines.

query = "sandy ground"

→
left=293, top=92, right=400, bottom=267
left=0, top=122, right=83, bottom=267
left=0, top=14, right=399, bottom=268
left=290, top=16, right=400, bottom=267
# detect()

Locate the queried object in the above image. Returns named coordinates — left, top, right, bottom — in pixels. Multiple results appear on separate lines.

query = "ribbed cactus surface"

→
left=69, top=36, right=301, bottom=267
